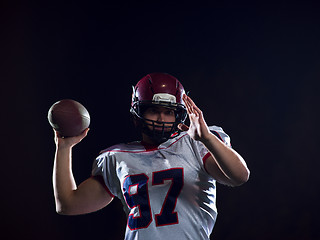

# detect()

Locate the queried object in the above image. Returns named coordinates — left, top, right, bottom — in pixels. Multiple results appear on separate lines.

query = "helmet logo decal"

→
left=152, top=93, right=176, bottom=104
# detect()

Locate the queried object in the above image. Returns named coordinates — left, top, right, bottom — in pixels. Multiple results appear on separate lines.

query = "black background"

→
left=1, top=1, right=320, bottom=239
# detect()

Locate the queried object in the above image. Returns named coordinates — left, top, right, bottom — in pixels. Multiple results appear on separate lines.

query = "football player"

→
left=52, top=73, right=250, bottom=239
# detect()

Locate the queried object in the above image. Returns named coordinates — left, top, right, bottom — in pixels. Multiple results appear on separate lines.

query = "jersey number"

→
left=123, top=168, right=183, bottom=230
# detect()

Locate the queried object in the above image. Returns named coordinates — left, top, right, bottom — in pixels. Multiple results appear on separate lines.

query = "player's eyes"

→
left=150, top=108, right=158, bottom=113
left=165, top=110, right=175, bottom=115
left=144, top=108, right=158, bottom=115
left=145, top=108, right=175, bottom=116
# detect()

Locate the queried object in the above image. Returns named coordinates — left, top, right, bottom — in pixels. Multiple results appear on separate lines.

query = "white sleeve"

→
left=194, top=125, right=232, bottom=162
left=208, top=125, right=231, bottom=147
left=91, top=151, right=120, bottom=198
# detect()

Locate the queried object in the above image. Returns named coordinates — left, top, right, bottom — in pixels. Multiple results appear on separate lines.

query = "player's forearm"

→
left=52, top=146, right=77, bottom=214
left=201, top=133, right=250, bottom=186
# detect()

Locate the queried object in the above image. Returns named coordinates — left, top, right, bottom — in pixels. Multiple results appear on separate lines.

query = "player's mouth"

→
left=154, top=125, right=173, bottom=132
left=154, top=126, right=166, bottom=131
left=144, top=119, right=174, bottom=132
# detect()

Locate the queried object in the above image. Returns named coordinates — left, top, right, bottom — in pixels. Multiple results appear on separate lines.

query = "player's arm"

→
left=52, top=129, right=113, bottom=215
left=179, top=94, right=250, bottom=186
left=200, top=136, right=249, bottom=186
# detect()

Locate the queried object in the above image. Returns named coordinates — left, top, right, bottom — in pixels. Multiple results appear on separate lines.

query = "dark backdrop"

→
left=1, top=1, right=319, bottom=239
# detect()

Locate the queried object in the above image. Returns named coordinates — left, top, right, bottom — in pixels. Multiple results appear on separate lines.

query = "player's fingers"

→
left=53, top=129, right=57, bottom=142
left=53, top=129, right=64, bottom=146
left=185, top=95, right=202, bottom=117
left=185, top=95, right=197, bottom=113
left=185, top=102, right=191, bottom=115
left=53, top=129, right=62, bottom=139
left=75, top=128, right=90, bottom=142
left=81, top=128, right=90, bottom=137
left=186, top=95, right=200, bottom=112
left=192, top=103, right=202, bottom=118
left=183, top=94, right=193, bottom=114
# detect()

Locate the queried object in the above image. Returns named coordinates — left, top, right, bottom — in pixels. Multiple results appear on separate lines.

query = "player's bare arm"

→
left=53, top=129, right=113, bottom=215
left=179, top=94, right=250, bottom=186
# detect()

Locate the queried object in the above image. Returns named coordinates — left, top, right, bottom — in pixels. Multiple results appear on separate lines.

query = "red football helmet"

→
left=130, top=73, right=187, bottom=143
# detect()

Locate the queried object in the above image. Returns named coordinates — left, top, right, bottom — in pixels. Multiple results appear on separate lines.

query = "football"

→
left=47, top=99, right=90, bottom=137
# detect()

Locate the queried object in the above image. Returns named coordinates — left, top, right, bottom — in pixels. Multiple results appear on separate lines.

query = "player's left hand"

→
left=178, top=94, right=211, bottom=142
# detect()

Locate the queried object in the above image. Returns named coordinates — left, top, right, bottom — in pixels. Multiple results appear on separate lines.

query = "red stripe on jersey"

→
left=211, top=130, right=232, bottom=148
left=100, top=133, right=189, bottom=154
left=202, top=152, right=212, bottom=174
left=91, top=175, right=115, bottom=198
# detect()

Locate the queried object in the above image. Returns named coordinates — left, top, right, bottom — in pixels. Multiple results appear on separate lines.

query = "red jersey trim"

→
left=100, top=133, right=189, bottom=154
left=91, top=175, right=115, bottom=198
left=202, top=152, right=212, bottom=174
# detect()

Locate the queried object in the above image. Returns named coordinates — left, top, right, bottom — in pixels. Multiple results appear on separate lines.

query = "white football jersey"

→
left=92, top=126, right=231, bottom=240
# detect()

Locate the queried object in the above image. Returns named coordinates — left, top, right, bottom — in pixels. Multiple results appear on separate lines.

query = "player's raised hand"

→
left=54, top=128, right=89, bottom=149
left=178, top=94, right=211, bottom=142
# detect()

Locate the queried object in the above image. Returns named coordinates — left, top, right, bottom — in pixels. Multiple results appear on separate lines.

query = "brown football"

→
left=47, top=99, right=90, bottom=137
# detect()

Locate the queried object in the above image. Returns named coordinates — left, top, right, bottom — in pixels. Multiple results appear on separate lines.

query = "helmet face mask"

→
left=130, top=73, right=187, bottom=144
